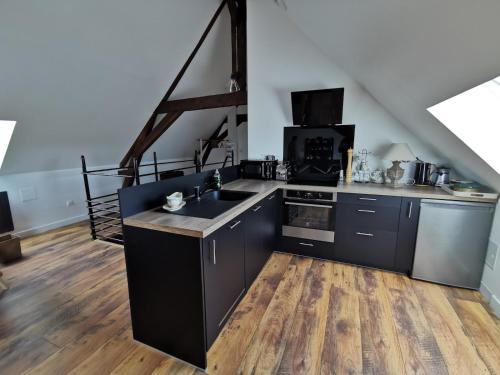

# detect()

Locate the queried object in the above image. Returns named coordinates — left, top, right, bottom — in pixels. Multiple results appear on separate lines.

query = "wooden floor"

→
left=1, top=224, right=499, bottom=375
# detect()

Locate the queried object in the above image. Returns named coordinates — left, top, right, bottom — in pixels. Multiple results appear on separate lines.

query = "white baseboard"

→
left=14, top=214, right=88, bottom=238
left=480, top=282, right=500, bottom=318
left=490, top=295, right=500, bottom=318
left=480, top=282, right=492, bottom=302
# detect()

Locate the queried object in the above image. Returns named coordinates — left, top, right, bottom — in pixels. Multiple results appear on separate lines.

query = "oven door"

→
left=282, top=200, right=336, bottom=243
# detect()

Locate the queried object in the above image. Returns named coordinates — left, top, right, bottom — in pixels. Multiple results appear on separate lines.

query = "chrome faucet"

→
left=194, top=181, right=216, bottom=200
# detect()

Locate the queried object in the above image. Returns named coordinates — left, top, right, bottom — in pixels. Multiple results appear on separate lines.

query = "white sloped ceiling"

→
left=0, top=0, right=232, bottom=174
left=283, top=0, right=500, bottom=189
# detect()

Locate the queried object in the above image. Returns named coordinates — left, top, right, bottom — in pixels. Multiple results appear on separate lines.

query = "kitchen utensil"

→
left=414, top=159, right=436, bottom=186
left=441, top=183, right=498, bottom=200
left=370, top=169, right=384, bottom=184
left=432, top=167, right=450, bottom=186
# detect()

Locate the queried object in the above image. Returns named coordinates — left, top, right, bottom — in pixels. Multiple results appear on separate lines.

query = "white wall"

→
left=0, top=0, right=231, bottom=174
left=0, top=158, right=196, bottom=237
left=247, top=0, right=500, bottom=316
left=246, top=0, right=443, bottom=175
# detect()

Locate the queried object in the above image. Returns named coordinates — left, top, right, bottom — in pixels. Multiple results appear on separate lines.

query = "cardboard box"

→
left=0, top=234, right=22, bottom=263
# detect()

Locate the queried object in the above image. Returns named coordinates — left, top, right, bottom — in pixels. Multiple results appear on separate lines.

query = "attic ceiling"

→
left=0, top=0, right=231, bottom=175
left=283, top=0, right=500, bottom=188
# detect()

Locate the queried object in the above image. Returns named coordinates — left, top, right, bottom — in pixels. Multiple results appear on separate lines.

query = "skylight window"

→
left=0, top=121, right=16, bottom=170
left=428, top=76, right=500, bottom=174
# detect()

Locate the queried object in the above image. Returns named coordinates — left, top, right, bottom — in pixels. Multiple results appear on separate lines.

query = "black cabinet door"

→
left=263, top=191, right=280, bottom=256
left=334, top=228, right=398, bottom=269
left=203, top=217, right=246, bottom=348
left=245, top=202, right=267, bottom=288
left=244, top=191, right=279, bottom=289
left=334, top=197, right=402, bottom=271
left=394, top=198, right=421, bottom=274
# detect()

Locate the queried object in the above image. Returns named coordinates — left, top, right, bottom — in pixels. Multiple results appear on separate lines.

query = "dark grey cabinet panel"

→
left=394, top=198, right=420, bottom=274
left=263, top=191, right=279, bottom=254
left=281, top=235, right=335, bottom=260
left=336, top=202, right=400, bottom=232
left=334, top=229, right=398, bottom=269
left=334, top=193, right=402, bottom=270
left=245, top=192, right=278, bottom=289
left=338, top=192, right=402, bottom=208
left=203, top=217, right=246, bottom=349
left=122, top=225, right=207, bottom=369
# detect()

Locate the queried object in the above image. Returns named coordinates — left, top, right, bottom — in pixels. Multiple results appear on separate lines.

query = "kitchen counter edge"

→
left=123, top=179, right=497, bottom=238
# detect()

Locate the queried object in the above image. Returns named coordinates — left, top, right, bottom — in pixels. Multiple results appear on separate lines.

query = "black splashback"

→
left=284, top=125, right=355, bottom=186
left=119, top=166, right=240, bottom=218
left=0, top=191, right=14, bottom=234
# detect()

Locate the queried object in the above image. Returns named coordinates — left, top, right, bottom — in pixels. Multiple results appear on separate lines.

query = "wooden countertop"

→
left=123, top=179, right=497, bottom=238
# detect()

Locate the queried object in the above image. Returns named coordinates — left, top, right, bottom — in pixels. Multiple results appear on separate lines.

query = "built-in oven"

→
left=282, top=189, right=336, bottom=243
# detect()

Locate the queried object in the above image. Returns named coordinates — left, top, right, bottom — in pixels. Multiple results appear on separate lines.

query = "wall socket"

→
left=485, top=240, right=498, bottom=270
left=19, top=186, right=37, bottom=202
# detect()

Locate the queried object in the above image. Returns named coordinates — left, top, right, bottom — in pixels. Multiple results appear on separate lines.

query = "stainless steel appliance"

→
left=432, top=167, right=450, bottom=186
left=413, top=159, right=436, bottom=186
left=283, top=125, right=355, bottom=186
left=240, top=160, right=277, bottom=180
left=412, top=199, right=495, bottom=289
left=282, top=189, right=336, bottom=243
left=275, top=162, right=292, bottom=181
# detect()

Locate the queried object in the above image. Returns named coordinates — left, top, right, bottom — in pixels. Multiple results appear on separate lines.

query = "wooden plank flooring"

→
left=0, top=223, right=499, bottom=374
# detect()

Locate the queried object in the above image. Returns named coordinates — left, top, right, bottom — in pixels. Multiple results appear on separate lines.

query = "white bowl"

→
left=166, top=192, right=183, bottom=208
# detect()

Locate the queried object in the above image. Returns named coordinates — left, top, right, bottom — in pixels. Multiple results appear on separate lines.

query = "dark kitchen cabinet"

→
left=394, top=198, right=420, bottom=274
left=334, top=193, right=402, bottom=270
left=245, top=192, right=279, bottom=288
left=263, top=191, right=280, bottom=254
left=203, top=216, right=246, bottom=348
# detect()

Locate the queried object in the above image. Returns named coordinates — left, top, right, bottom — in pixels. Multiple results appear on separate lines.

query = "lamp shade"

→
left=382, top=143, right=416, bottom=162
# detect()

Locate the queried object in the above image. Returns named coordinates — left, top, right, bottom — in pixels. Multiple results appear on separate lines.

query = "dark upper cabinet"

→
left=244, top=192, right=278, bottom=289
left=203, top=216, right=246, bottom=349
left=394, top=197, right=420, bottom=274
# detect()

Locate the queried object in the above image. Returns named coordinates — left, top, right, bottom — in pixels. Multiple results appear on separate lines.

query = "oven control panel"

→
left=285, top=189, right=335, bottom=201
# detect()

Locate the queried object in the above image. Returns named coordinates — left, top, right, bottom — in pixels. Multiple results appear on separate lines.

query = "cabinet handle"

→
left=299, top=242, right=314, bottom=247
left=357, top=209, right=376, bottom=214
left=211, top=239, right=216, bottom=265
left=356, top=232, right=374, bottom=237
left=268, top=195, right=276, bottom=200
left=229, top=220, right=241, bottom=229
left=408, top=201, right=413, bottom=219
left=359, top=197, right=377, bottom=201
left=252, top=206, right=262, bottom=212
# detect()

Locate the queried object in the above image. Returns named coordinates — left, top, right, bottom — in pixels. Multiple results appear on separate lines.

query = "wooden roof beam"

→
left=156, top=92, right=247, bottom=113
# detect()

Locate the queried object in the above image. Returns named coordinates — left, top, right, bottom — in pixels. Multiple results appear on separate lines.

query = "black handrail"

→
left=81, top=151, right=234, bottom=245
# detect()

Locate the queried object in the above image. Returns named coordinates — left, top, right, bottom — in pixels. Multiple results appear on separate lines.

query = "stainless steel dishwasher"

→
left=412, top=199, right=495, bottom=289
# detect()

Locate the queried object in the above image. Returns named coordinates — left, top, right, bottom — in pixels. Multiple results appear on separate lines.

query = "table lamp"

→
left=382, top=143, right=416, bottom=187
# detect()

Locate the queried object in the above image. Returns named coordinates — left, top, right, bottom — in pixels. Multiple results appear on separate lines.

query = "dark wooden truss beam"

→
left=119, top=0, right=247, bottom=187
left=156, top=92, right=246, bottom=113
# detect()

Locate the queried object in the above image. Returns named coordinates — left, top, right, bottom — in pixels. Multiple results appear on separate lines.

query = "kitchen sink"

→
left=206, top=190, right=257, bottom=202
left=160, top=189, right=257, bottom=219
